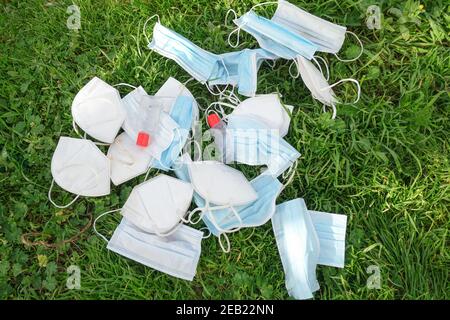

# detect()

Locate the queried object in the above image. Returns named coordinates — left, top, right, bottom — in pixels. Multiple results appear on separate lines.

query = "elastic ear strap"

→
left=281, top=160, right=298, bottom=190
left=250, top=1, right=278, bottom=12
left=227, top=27, right=241, bottom=48
left=73, top=120, right=86, bottom=139
left=199, top=227, right=211, bottom=239
left=48, top=179, right=80, bottom=209
left=206, top=205, right=242, bottom=234
left=320, top=78, right=361, bottom=105
left=289, top=58, right=301, bottom=79
left=225, top=9, right=237, bottom=27
left=113, top=83, right=137, bottom=89
left=323, top=104, right=337, bottom=120
left=143, top=14, right=160, bottom=44
left=72, top=121, right=110, bottom=146
left=188, top=206, right=206, bottom=224
left=93, top=208, right=122, bottom=243
left=334, top=31, right=364, bottom=62
left=218, top=233, right=231, bottom=253
left=312, top=56, right=330, bottom=81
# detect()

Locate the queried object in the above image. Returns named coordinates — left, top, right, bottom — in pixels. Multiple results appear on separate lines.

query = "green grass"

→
left=0, top=0, right=449, bottom=299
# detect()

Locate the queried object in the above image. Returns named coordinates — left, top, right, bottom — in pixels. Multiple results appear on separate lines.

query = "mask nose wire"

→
left=143, top=14, right=160, bottom=44
left=334, top=31, right=364, bottom=62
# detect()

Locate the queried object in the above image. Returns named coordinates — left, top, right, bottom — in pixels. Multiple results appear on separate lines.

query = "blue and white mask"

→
left=309, top=209, right=347, bottom=268
left=202, top=173, right=282, bottom=236
left=230, top=10, right=318, bottom=60
left=151, top=95, right=195, bottom=171
left=148, top=21, right=222, bottom=84
left=271, top=0, right=363, bottom=61
left=209, top=48, right=278, bottom=97
left=225, top=114, right=300, bottom=177
left=272, top=198, right=320, bottom=300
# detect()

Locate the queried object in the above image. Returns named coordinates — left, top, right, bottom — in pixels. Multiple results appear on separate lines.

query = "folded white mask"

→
left=105, top=217, right=203, bottom=281
left=296, top=56, right=360, bottom=119
left=229, top=94, right=292, bottom=137
left=121, top=174, right=194, bottom=236
left=49, top=137, right=110, bottom=208
left=107, top=132, right=153, bottom=186
left=71, top=77, right=126, bottom=143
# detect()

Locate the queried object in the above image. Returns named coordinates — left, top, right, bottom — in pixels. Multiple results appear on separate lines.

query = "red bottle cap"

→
left=136, top=131, right=150, bottom=147
left=207, top=114, right=221, bottom=128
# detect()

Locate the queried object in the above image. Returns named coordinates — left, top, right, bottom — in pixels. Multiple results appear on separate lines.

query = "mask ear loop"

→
left=113, top=83, right=137, bottom=90
left=48, top=163, right=99, bottom=208
left=319, top=78, right=361, bottom=105
left=199, top=227, right=211, bottom=239
left=143, top=14, right=160, bottom=44
left=218, top=233, right=231, bottom=253
left=206, top=205, right=243, bottom=234
left=334, top=31, right=364, bottom=62
left=312, top=56, right=330, bottom=81
left=93, top=208, right=122, bottom=243
left=225, top=9, right=241, bottom=48
left=280, top=160, right=298, bottom=191
left=250, top=1, right=278, bottom=12
left=48, top=179, right=80, bottom=209
left=289, top=57, right=301, bottom=79
left=322, top=104, right=337, bottom=120
left=72, top=121, right=110, bottom=146
left=206, top=101, right=236, bottom=121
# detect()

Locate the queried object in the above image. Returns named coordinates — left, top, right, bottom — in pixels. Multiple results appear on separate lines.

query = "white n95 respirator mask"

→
left=49, top=137, right=110, bottom=208
left=71, top=77, right=126, bottom=143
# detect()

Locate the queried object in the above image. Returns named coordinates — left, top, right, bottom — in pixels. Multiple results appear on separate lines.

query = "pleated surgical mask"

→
left=225, top=114, right=300, bottom=177
left=71, top=77, right=126, bottom=143
left=120, top=174, right=194, bottom=236
left=309, top=209, right=347, bottom=268
left=228, top=10, right=318, bottom=60
left=107, top=132, right=153, bottom=186
left=95, top=215, right=203, bottom=281
left=209, top=48, right=278, bottom=97
left=271, top=0, right=363, bottom=60
left=272, top=198, right=320, bottom=300
left=146, top=16, right=222, bottom=84
left=49, top=137, right=110, bottom=208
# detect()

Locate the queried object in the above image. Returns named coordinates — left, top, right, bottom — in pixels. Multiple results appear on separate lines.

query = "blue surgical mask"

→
left=272, top=198, right=320, bottom=300
left=225, top=114, right=300, bottom=177
left=151, top=95, right=195, bottom=171
left=202, top=173, right=282, bottom=236
left=230, top=10, right=318, bottom=60
left=209, top=48, right=278, bottom=97
left=309, top=209, right=347, bottom=268
left=148, top=22, right=222, bottom=84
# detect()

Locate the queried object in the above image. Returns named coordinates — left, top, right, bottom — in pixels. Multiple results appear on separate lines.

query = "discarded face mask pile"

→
left=46, top=0, right=355, bottom=300
left=146, top=0, right=363, bottom=119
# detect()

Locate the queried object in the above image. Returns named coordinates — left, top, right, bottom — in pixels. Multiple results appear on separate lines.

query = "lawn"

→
left=0, top=0, right=448, bottom=299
